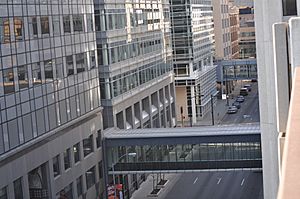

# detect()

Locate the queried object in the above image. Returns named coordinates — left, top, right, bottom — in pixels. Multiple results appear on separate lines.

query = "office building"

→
left=230, top=0, right=254, bottom=7
left=255, top=0, right=299, bottom=198
left=95, top=0, right=176, bottom=131
left=94, top=0, right=176, bottom=198
left=229, top=4, right=240, bottom=59
left=0, top=0, right=104, bottom=198
left=213, top=0, right=232, bottom=60
left=170, top=0, right=217, bottom=125
left=239, top=7, right=255, bottom=58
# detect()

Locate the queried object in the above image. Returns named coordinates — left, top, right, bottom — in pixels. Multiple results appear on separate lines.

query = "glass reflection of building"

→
left=95, top=0, right=176, bottom=198
left=96, top=0, right=176, bottom=130
left=0, top=1, right=104, bottom=199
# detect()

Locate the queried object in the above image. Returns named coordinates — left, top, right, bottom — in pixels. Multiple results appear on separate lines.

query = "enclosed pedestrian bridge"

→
left=217, top=59, right=257, bottom=81
left=103, top=123, right=262, bottom=174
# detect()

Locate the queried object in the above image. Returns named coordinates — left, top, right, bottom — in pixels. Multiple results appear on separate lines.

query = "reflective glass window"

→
left=44, top=60, right=53, bottom=80
left=83, top=135, right=93, bottom=157
left=63, top=16, right=71, bottom=33
left=76, top=53, right=85, bottom=73
left=0, top=186, right=7, bottom=199
left=55, top=58, right=64, bottom=79
left=283, top=0, right=297, bottom=16
left=32, top=63, right=42, bottom=85
left=0, top=18, right=10, bottom=43
left=53, top=155, right=60, bottom=177
left=18, top=65, right=28, bottom=89
left=64, top=148, right=71, bottom=170
left=52, top=16, right=60, bottom=36
left=29, top=17, right=38, bottom=37
left=76, top=176, right=83, bottom=197
left=73, top=143, right=80, bottom=163
left=13, top=178, right=23, bottom=199
left=85, top=167, right=95, bottom=189
left=73, top=15, right=83, bottom=32
left=41, top=16, right=49, bottom=34
left=14, top=17, right=23, bottom=40
left=66, top=55, right=74, bottom=75
left=3, top=68, right=15, bottom=94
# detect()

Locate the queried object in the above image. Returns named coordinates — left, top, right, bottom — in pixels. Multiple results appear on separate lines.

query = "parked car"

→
left=232, top=101, right=241, bottom=109
left=244, top=84, right=252, bottom=92
left=236, top=95, right=245, bottom=103
left=227, top=106, right=238, bottom=114
left=251, top=78, right=258, bottom=82
left=240, top=88, right=249, bottom=96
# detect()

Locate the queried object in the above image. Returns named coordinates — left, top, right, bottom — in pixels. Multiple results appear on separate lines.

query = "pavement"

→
left=131, top=171, right=263, bottom=199
left=194, top=80, right=246, bottom=126
left=131, top=174, right=181, bottom=199
left=164, top=171, right=263, bottom=199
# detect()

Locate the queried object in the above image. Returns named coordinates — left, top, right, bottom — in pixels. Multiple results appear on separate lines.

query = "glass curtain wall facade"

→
left=95, top=0, right=176, bottom=198
left=170, top=0, right=216, bottom=124
left=0, top=0, right=104, bottom=198
left=95, top=0, right=176, bottom=130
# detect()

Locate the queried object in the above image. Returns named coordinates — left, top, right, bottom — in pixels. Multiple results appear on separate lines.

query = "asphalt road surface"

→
left=220, top=82, right=260, bottom=124
left=162, top=171, right=263, bottom=199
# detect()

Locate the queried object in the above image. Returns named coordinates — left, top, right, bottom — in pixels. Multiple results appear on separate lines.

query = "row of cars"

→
left=227, top=84, right=252, bottom=114
left=227, top=96, right=245, bottom=114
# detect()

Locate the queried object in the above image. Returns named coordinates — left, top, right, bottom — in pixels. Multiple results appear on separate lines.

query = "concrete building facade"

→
left=95, top=0, right=176, bottom=131
left=239, top=7, right=255, bottom=58
left=255, top=0, right=299, bottom=198
left=0, top=0, right=104, bottom=198
left=170, top=0, right=217, bottom=125
left=229, top=4, right=240, bottom=59
left=94, top=0, right=176, bottom=198
left=213, top=0, right=232, bottom=60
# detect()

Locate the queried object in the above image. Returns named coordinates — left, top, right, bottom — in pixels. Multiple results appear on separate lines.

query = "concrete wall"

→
left=254, top=0, right=283, bottom=198
left=0, top=113, right=103, bottom=199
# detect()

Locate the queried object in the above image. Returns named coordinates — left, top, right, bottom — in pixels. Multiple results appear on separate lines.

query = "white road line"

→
left=217, top=178, right=222, bottom=185
left=241, top=178, right=245, bottom=186
left=193, top=177, right=198, bottom=184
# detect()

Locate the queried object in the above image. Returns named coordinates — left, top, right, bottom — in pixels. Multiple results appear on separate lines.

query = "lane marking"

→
left=241, top=178, right=245, bottom=186
left=217, top=178, right=222, bottom=185
left=193, top=177, right=198, bottom=184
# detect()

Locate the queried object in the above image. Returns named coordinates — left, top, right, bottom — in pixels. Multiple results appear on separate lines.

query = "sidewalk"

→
left=195, top=80, right=243, bottom=126
left=131, top=174, right=181, bottom=199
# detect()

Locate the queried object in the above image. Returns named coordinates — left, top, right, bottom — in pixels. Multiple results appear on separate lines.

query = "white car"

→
left=227, top=106, right=238, bottom=114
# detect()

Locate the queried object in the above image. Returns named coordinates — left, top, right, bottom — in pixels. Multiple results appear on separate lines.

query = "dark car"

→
left=232, top=101, right=241, bottom=109
left=236, top=95, right=245, bottom=103
left=240, top=88, right=249, bottom=96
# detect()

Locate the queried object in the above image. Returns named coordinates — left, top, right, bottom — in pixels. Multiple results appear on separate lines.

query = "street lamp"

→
left=201, top=93, right=217, bottom=126
left=111, top=152, right=137, bottom=199
left=210, top=94, right=215, bottom=125
left=225, top=67, right=229, bottom=106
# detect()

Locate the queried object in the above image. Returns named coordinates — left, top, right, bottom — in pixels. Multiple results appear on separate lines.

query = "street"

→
left=131, top=82, right=262, bottom=199
left=220, top=82, right=260, bottom=124
left=161, top=171, right=263, bottom=199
